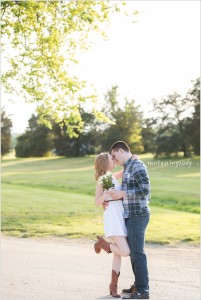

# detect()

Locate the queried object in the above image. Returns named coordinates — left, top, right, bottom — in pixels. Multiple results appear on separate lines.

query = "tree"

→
left=15, top=114, right=54, bottom=157
left=185, top=78, right=200, bottom=155
left=1, top=109, right=12, bottom=156
left=52, top=108, right=102, bottom=156
left=101, top=86, right=144, bottom=153
left=154, top=123, right=181, bottom=158
left=141, top=119, right=157, bottom=154
left=15, top=108, right=102, bottom=157
left=1, top=1, right=124, bottom=137
left=148, top=79, right=200, bottom=157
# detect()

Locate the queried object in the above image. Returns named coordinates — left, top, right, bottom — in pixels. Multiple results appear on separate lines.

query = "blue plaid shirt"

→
left=122, top=157, right=151, bottom=218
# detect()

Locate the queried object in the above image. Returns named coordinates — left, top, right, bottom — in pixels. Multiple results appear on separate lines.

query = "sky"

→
left=2, top=0, right=200, bottom=133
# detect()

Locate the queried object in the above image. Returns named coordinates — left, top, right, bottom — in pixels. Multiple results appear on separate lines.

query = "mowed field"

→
left=1, top=154, right=200, bottom=245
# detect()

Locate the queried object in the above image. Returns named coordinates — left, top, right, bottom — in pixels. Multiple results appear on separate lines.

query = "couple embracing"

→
left=94, top=141, right=150, bottom=299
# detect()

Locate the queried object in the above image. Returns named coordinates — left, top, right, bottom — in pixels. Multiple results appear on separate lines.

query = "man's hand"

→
left=102, top=201, right=109, bottom=210
left=107, top=190, right=126, bottom=200
left=132, top=154, right=139, bottom=160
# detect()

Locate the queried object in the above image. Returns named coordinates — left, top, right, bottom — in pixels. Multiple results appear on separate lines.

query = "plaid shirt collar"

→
left=123, top=156, right=133, bottom=170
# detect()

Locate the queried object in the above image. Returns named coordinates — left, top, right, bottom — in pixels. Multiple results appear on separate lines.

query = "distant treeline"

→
left=1, top=78, right=200, bottom=158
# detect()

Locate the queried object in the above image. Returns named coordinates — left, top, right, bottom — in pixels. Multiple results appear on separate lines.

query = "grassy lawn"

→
left=1, top=154, right=200, bottom=245
left=2, top=183, right=199, bottom=245
left=2, top=154, right=200, bottom=212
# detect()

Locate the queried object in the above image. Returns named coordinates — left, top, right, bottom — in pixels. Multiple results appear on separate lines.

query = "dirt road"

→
left=1, top=236, right=200, bottom=300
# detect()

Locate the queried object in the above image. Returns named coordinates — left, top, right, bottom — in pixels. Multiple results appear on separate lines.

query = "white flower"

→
left=98, top=171, right=114, bottom=190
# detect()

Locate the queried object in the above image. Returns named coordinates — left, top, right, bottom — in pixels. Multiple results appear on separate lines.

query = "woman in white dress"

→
left=94, top=152, right=130, bottom=298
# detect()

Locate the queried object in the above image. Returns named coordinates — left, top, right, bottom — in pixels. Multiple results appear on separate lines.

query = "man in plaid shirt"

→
left=109, top=141, right=150, bottom=299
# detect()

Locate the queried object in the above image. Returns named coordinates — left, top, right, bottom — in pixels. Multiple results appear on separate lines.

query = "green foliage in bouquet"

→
left=98, top=171, right=115, bottom=190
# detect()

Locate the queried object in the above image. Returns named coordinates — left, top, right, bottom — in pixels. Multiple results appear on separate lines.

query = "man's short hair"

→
left=109, top=141, right=130, bottom=153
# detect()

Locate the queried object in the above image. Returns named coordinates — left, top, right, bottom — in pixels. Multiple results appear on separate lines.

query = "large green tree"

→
left=150, top=92, right=189, bottom=157
left=15, top=114, right=54, bottom=157
left=1, top=0, right=125, bottom=137
left=141, top=118, right=157, bottom=154
left=15, top=108, right=102, bottom=157
left=1, top=109, right=13, bottom=156
left=148, top=78, right=200, bottom=157
left=101, top=86, right=144, bottom=153
left=52, top=108, right=101, bottom=156
left=185, top=78, right=200, bottom=155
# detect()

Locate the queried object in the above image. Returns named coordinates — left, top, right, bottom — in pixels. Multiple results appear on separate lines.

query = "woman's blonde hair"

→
left=94, top=152, right=109, bottom=181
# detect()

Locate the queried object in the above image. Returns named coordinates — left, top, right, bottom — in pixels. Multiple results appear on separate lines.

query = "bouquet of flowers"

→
left=98, top=171, right=115, bottom=190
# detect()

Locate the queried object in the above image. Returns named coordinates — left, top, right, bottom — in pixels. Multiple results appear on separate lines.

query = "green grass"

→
left=2, top=183, right=199, bottom=245
left=147, top=156, right=200, bottom=213
left=2, top=156, right=96, bottom=195
left=1, top=183, right=102, bottom=238
left=2, top=154, right=200, bottom=212
left=1, top=154, right=200, bottom=245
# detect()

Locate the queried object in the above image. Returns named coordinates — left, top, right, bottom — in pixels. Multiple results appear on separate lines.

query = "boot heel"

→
left=109, top=284, right=112, bottom=295
left=109, top=271, right=121, bottom=298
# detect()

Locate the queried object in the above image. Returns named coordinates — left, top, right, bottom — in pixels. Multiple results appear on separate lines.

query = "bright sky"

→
left=2, top=0, right=200, bottom=133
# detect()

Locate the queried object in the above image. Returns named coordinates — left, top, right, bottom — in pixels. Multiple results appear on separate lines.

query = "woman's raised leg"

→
left=110, top=236, right=130, bottom=257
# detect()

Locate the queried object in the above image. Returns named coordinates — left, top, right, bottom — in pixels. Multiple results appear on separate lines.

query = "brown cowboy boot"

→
left=109, top=270, right=121, bottom=298
left=94, top=236, right=105, bottom=254
left=94, top=236, right=111, bottom=254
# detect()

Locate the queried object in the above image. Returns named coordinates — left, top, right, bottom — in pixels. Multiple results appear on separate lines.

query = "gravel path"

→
left=1, top=236, right=200, bottom=300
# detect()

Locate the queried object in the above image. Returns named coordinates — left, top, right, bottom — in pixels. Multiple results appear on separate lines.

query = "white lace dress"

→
left=103, top=176, right=127, bottom=238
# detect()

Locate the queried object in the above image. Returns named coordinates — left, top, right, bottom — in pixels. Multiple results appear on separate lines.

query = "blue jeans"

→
left=125, top=212, right=150, bottom=294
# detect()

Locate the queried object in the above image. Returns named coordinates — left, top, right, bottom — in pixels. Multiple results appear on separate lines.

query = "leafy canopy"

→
left=1, top=0, right=126, bottom=136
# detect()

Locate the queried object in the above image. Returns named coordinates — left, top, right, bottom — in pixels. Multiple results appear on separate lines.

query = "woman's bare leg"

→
left=112, top=254, right=121, bottom=274
left=110, top=236, right=130, bottom=257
